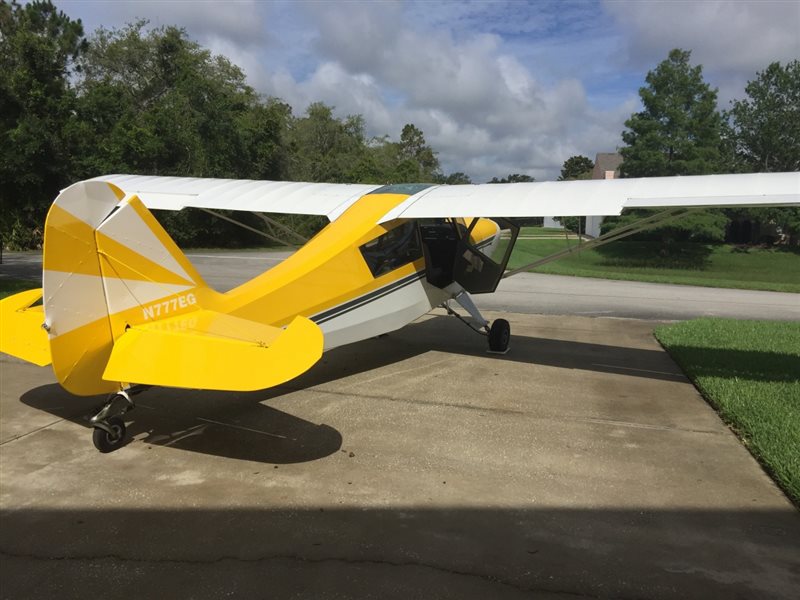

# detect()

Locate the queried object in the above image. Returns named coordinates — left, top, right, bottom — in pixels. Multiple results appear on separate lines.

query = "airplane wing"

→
left=87, top=172, right=799, bottom=224
left=103, top=310, right=323, bottom=391
left=378, top=172, right=800, bottom=222
left=87, top=174, right=382, bottom=221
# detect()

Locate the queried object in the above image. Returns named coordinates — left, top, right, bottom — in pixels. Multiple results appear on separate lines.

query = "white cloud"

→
left=262, top=2, right=628, bottom=181
left=604, top=0, right=800, bottom=102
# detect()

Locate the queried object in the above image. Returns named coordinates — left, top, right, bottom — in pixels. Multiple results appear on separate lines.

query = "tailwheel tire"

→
left=488, top=319, right=511, bottom=353
left=92, top=416, right=127, bottom=453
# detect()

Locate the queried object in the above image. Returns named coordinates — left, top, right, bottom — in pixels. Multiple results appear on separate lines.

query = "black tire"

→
left=488, top=319, right=511, bottom=352
left=92, top=416, right=127, bottom=453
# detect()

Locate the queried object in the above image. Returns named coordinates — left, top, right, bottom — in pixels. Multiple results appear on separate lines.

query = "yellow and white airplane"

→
left=1, top=172, right=798, bottom=452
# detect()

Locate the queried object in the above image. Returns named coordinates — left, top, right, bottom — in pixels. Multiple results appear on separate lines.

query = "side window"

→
left=360, top=222, right=423, bottom=278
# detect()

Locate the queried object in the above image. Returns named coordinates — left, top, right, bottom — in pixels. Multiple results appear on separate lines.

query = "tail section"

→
left=43, top=181, right=207, bottom=395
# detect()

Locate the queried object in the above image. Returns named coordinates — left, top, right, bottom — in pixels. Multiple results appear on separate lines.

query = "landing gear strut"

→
left=443, top=286, right=511, bottom=355
left=89, top=390, right=135, bottom=453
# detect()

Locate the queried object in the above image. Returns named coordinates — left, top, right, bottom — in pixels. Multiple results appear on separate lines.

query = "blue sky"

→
left=59, top=0, right=800, bottom=181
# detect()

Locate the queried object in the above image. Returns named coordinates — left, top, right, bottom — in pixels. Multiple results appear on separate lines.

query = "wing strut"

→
left=197, top=208, right=305, bottom=247
left=503, top=207, right=696, bottom=278
left=255, top=213, right=309, bottom=245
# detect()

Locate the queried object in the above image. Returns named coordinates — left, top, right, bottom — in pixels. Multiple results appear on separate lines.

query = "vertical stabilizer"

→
left=43, top=181, right=206, bottom=395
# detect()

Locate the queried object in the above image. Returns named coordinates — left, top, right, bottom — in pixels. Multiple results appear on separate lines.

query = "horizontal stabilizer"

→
left=0, top=289, right=51, bottom=367
left=102, top=310, right=323, bottom=391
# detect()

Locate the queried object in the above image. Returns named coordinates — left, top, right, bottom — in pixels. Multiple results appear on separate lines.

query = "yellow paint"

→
left=103, top=312, right=322, bottom=391
left=108, top=182, right=126, bottom=200
left=0, top=289, right=51, bottom=367
left=225, top=194, right=424, bottom=326
left=41, top=205, right=102, bottom=276
left=48, top=317, right=119, bottom=395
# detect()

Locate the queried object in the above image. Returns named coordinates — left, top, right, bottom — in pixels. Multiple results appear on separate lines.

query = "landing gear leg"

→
left=443, top=286, right=511, bottom=354
left=90, top=389, right=135, bottom=453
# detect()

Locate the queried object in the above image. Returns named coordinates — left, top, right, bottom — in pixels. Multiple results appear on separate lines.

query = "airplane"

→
left=1, top=171, right=798, bottom=452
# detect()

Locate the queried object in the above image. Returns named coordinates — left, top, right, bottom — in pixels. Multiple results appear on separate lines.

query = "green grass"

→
left=655, top=319, right=800, bottom=506
left=0, top=278, right=38, bottom=300
left=507, top=239, right=800, bottom=292
left=517, top=226, right=575, bottom=237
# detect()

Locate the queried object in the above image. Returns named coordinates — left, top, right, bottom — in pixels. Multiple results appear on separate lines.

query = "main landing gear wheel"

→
left=488, top=319, right=510, bottom=353
left=92, top=416, right=126, bottom=453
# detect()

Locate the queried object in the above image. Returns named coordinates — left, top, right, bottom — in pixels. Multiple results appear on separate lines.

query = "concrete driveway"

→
left=1, top=311, right=798, bottom=599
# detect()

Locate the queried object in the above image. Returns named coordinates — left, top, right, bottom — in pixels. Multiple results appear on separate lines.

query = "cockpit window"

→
left=360, top=222, right=423, bottom=278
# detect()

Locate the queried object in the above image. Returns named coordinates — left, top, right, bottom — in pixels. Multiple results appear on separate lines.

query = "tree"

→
left=720, top=61, right=800, bottom=244
left=70, top=22, right=294, bottom=246
left=488, top=174, right=535, bottom=183
left=614, top=49, right=727, bottom=246
left=395, top=123, right=440, bottom=182
left=726, top=60, right=800, bottom=173
left=74, top=22, right=275, bottom=180
left=436, top=172, right=472, bottom=185
left=620, top=49, right=722, bottom=177
left=288, top=102, right=370, bottom=183
left=0, top=0, right=87, bottom=248
left=558, top=155, right=594, bottom=180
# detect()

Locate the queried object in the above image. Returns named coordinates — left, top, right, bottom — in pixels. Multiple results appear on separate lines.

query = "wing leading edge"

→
left=378, top=172, right=800, bottom=222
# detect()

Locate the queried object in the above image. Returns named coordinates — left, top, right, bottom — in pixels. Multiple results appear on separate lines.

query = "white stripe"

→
left=320, top=278, right=448, bottom=351
left=97, top=198, right=194, bottom=284
left=102, top=278, right=194, bottom=317
left=43, top=271, right=110, bottom=337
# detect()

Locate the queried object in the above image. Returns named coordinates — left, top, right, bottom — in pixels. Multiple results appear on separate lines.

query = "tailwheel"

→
left=89, top=390, right=135, bottom=453
left=92, top=416, right=127, bottom=453
left=488, top=319, right=510, bottom=354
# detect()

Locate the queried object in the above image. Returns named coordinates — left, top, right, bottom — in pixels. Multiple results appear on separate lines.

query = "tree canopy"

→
left=558, top=155, right=594, bottom=181
left=725, top=60, right=800, bottom=173
left=488, top=174, right=535, bottom=184
left=0, top=0, right=87, bottom=247
left=620, top=49, right=722, bottom=177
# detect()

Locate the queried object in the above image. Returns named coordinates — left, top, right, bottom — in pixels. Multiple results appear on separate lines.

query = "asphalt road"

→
left=2, top=250, right=798, bottom=320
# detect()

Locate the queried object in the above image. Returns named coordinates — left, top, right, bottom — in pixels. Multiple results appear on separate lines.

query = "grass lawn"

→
left=507, top=239, right=800, bottom=293
left=517, top=226, right=575, bottom=237
left=0, top=278, right=38, bottom=300
left=655, top=318, right=800, bottom=506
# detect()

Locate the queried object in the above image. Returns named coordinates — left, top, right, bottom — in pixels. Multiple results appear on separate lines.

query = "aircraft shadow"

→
left=263, top=314, right=688, bottom=402
left=274, top=314, right=795, bottom=396
left=19, top=384, right=342, bottom=464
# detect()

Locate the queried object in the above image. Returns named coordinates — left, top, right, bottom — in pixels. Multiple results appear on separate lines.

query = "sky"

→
left=58, top=0, right=800, bottom=182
